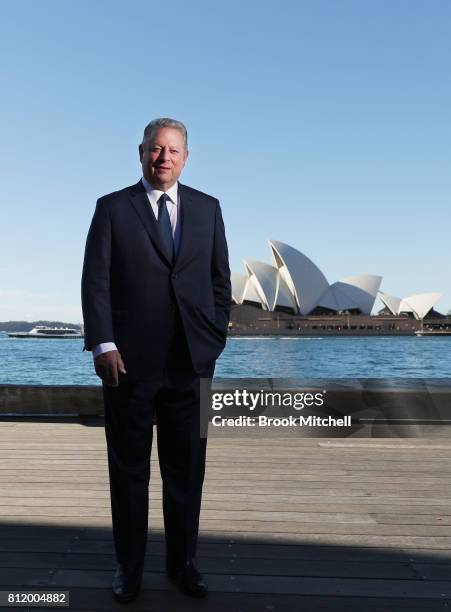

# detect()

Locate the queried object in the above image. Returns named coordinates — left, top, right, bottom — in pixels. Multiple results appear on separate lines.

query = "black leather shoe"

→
left=166, top=559, right=208, bottom=598
left=111, top=565, right=141, bottom=603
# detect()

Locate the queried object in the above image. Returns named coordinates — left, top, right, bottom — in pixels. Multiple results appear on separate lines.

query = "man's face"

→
left=139, top=127, right=188, bottom=191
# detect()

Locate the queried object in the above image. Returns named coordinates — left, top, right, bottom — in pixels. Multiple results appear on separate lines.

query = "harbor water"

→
left=1, top=332, right=449, bottom=385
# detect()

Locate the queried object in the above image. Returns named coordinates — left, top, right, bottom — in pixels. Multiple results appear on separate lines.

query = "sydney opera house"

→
left=230, top=240, right=450, bottom=336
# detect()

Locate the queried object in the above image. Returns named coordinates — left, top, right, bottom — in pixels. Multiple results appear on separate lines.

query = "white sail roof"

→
left=341, top=275, right=382, bottom=299
left=319, top=275, right=382, bottom=314
left=275, top=274, right=298, bottom=310
left=244, top=260, right=279, bottom=311
left=231, top=272, right=247, bottom=304
left=401, top=293, right=443, bottom=320
left=379, top=291, right=442, bottom=319
left=269, top=240, right=329, bottom=315
left=379, top=292, right=402, bottom=315
left=243, top=259, right=298, bottom=311
left=241, top=277, right=264, bottom=306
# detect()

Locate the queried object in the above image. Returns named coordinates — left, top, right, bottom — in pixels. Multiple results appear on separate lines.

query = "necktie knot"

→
left=158, top=193, right=169, bottom=205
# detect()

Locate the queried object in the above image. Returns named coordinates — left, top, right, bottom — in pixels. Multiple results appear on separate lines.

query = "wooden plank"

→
left=0, top=552, right=421, bottom=580
left=0, top=537, right=422, bottom=561
left=2, top=437, right=448, bottom=453
left=0, top=468, right=449, bottom=492
left=413, top=564, right=451, bottom=580
left=375, top=514, right=451, bottom=526
left=5, top=493, right=451, bottom=517
left=7, top=468, right=451, bottom=487
left=2, top=537, right=451, bottom=569
left=2, top=479, right=451, bottom=499
left=46, top=569, right=451, bottom=598
left=4, top=465, right=451, bottom=489
left=2, top=518, right=451, bottom=547
left=3, top=496, right=451, bottom=535
left=1, top=440, right=451, bottom=453
left=4, top=446, right=451, bottom=458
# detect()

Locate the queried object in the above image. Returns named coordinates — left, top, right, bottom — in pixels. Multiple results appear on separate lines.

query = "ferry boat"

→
left=7, top=326, right=84, bottom=339
left=415, top=329, right=451, bottom=337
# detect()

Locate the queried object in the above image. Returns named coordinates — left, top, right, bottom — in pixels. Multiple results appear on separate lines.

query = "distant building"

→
left=231, top=240, right=443, bottom=319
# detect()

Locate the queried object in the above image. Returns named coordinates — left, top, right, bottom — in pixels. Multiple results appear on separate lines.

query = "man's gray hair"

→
left=142, top=118, right=188, bottom=149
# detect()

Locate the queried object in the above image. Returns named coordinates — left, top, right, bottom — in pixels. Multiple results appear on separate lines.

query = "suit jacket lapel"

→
left=128, top=180, right=173, bottom=266
left=174, top=183, right=195, bottom=270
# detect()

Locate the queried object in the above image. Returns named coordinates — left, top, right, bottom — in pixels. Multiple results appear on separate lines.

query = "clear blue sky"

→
left=1, top=0, right=450, bottom=321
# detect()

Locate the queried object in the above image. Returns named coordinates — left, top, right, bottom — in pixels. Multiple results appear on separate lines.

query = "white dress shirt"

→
left=91, top=177, right=179, bottom=360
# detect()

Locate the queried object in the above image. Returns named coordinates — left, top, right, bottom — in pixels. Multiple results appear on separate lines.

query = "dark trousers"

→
left=102, top=329, right=214, bottom=585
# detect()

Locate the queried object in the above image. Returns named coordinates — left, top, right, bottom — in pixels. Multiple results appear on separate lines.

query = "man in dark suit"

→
left=81, top=118, right=231, bottom=602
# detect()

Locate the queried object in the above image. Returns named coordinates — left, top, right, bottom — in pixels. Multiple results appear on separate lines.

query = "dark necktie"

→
left=157, top=193, right=174, bottom=262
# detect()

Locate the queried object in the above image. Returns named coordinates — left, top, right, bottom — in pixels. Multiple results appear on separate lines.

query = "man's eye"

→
left=170, top=149, right=179, bottom=154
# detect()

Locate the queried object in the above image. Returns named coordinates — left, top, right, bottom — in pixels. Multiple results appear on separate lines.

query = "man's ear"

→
left=139, top=144, right=143, bottom=162
left=184, top=149, right=189, bottom=164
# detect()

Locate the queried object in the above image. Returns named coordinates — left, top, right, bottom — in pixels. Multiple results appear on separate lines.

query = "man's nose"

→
left=159, top=147, right=170, bottom=161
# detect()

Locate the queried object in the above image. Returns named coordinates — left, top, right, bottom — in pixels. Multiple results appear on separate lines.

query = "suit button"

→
left=172, top=273, right=178, bottom=279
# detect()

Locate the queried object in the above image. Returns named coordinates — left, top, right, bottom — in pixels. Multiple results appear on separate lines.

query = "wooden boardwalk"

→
left=1, top=420, right=451, bottom=611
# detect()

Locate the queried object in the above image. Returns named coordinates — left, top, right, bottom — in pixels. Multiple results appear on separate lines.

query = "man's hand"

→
left=94, top=350, right=127, bottom=387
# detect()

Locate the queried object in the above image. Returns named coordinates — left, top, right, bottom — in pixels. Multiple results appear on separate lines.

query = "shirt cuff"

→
left=92, top=342, right=118, bottom=359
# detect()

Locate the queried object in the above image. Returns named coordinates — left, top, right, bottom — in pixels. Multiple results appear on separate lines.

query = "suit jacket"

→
left=81, top=179, right=231, bottom=379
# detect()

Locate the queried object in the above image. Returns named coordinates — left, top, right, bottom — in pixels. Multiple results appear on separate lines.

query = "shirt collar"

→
left=141, top=176, right=178, bottom=206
